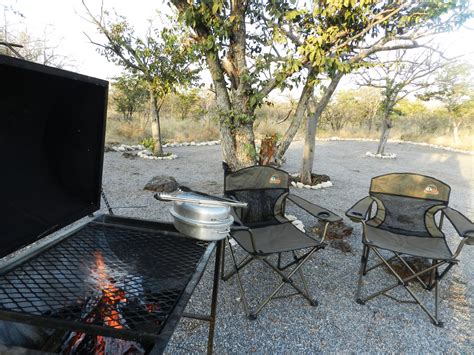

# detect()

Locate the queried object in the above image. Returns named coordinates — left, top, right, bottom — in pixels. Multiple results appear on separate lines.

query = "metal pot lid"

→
left=172, top=192, right=231, bottom=222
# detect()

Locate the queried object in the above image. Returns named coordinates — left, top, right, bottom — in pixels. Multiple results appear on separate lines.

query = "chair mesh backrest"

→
left=224, top=166, right=289, bottom=225
left=368, top=173, right=451, bottom=237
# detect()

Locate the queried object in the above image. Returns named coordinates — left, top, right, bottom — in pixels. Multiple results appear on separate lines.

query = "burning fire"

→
left=61, top=252, right=144, bottom=355
left=94, top=252, right=126, bottom=329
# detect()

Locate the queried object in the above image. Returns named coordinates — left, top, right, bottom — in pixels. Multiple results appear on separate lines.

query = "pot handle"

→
left=155, top=192, right=247, bottom=208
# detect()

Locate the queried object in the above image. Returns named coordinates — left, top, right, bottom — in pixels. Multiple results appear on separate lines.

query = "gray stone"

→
left=330, top=240, right=353, bottom=254
left=144, top=175, right=179, bottom=192
left=122, top=152, right=138, bottom=159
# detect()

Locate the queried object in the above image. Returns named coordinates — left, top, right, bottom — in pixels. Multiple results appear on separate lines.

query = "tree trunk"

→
left=452, top=120, right=461, bottom=145
left=376, top=117, right=392, bottom=155
left=300, top=113, right=320, bottom=185
left=149, top=90, right=163, bottom=156
left=233, top=122, right=257, bottom=169
left=299, top=72, right=343, bottom=185
left=275, top=69, right=316, bottom=163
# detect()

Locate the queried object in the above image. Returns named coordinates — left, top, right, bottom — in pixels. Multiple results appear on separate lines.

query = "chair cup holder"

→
left=317, top=212, right=330, bottom=219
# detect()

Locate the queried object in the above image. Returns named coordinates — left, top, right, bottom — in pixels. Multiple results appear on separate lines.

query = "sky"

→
left=1, top=0, right=474, bottom=99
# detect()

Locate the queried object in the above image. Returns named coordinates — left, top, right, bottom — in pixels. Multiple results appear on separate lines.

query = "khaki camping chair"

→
left=346, top=173, right=474, bottom=326
left=222, top=165, right=341, bottom=319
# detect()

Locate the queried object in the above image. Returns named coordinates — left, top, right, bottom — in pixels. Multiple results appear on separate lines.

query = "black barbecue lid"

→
left=0, top=55, right=108, bottom=258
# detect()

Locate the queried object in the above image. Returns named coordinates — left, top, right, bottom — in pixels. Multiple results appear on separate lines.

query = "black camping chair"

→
left=346, top=173, right=474, bottom=326
left=222, top=164, right=341, bottom=319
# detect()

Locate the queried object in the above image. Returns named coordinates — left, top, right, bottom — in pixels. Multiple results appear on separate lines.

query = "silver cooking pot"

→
left=155, top=192, right=247, bottom=241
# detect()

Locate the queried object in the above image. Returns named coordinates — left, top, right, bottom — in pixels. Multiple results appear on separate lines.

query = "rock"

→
left=122, top=152, right=138, bottom=159
left=330, top=240, right=352, bottom=253
left=296, top=182, right=304, bottom=188
left=104, top=143, right=115, bottom=152
left=304, top=184, right=311, bottom=189
left=291, top=181, right=297, bottom=187
left=310, top=174, right=331, bottom=185
left=321, top=181, right=333, bottom=188
left=144, top=175, right=179, bottom=192
left=386, top=256, right=432, bottom=284
left=309, top=220, right=353, bottom=240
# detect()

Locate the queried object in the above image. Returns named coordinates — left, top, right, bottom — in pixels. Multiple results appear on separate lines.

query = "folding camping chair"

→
left=221, top=165, right=341, bottom=319
left=346, top=173, right=474, bottom=326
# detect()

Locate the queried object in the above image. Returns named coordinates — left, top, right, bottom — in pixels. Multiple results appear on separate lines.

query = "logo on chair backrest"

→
left=424, top=184, right=439, bottom=195
left=269, top=175, right=281, bottom=184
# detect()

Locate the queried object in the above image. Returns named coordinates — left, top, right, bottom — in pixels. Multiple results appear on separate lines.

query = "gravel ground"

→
left=100, top=139, right=473, bottom=353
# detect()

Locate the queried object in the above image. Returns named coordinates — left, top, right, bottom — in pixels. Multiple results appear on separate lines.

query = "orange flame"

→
left=94, top=252, right=126, bottom=329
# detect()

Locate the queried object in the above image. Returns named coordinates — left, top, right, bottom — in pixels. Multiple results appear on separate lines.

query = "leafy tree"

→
left=174, top=89, right=202, bottom=120
left=170, top=0, right=470, bottom=171
left=298, top=2, right=470, bottom=183
left=418, top=62, right=473, bottom=145
left=358, top=49, right=449, bottom=155
left=321, top=90, right=371, bottom=131
left=82, top=1, right=200, bottom=156
left=111, top=74, right=148, bottom=121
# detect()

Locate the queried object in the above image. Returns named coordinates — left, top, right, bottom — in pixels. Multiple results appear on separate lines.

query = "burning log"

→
left=61, top=252, right=145, bottom=355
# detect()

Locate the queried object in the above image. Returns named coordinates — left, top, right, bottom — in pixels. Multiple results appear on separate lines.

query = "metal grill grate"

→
left=0, top=221, right=209, bottom=342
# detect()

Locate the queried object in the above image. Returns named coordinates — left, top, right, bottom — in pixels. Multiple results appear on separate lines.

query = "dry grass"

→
left=161, top=118, right=219, bottom=142
left=106, top=117, right=219, bottom=144
left=105, top=120, right=148, bottom=145
left=317, top=128, right=473, bottom=151
left=106, top=116, right=473, bottom=151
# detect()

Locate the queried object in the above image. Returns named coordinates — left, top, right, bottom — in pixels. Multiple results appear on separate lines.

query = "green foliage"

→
left=111, top=74, right=148, bottom=121
left=172, top=89, right=204, bottom=120
left=172, top=0, right=470, bottom=109
left=320, top=88, right=381, bottom=131
left=243, top=143, right=258, bottom=160
left=85, top=6, right=201, bottom=100
left=140, top=137, right=157, bottom=152
left=418, top=62, right=473, bottom=116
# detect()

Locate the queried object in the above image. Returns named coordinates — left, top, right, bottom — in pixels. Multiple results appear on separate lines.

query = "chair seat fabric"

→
left=231, top=221, right=320, bottom=254
left=365, top=225, right=453, bottom=259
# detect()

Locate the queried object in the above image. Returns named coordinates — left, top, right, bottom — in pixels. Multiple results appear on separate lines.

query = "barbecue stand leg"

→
left=182, top=241, right=222, bottom=354
left=207, top=240, right=221, bottom=354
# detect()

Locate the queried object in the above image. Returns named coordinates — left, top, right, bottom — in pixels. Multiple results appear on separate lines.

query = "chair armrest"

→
left=442, top=207, right=474, bottom=242
left=287, top=194, right=341, bottom=223
left=229, top=224, right=259, bottom=253
left=346, top=196, right=374, bottom=222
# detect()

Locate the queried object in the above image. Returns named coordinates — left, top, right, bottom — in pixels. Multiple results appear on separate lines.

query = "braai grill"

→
left=0, top=215, right=212, bottom=345
left=0, top=55, right=221, bottom=354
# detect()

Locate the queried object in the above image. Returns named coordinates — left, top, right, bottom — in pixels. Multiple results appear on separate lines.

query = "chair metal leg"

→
left=262, top=258, right=316, bottom=305
left=293, top=250, right=311, bottom=300
left=394, top=252, right=428, bottom=289
left=222, top=254, right=253, bottom=281
left=433, top=267, right=443, bottom=327
left=226, top=238, right=250, bottom=317
left=364, top=247, right=444, bottom=326
left=356, top=244, right=369, bottom=303
left=251, top=247, right=319, bottom=318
